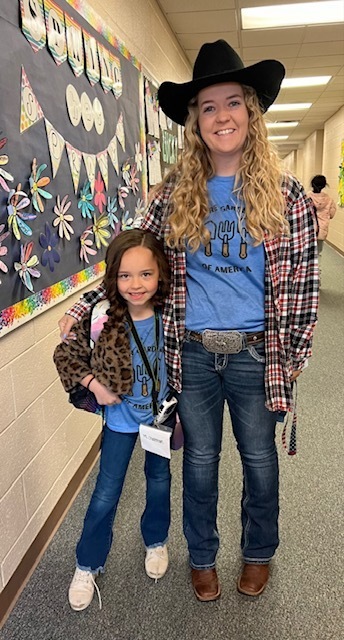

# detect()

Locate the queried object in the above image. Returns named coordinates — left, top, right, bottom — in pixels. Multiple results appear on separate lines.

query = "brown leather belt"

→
left=186, top=329, right=264, bottom=352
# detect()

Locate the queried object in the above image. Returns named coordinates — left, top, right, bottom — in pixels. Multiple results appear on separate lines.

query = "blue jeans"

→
left=178, top=338, right=279, bottom=569
left=76, top=425, right=171, bottom=573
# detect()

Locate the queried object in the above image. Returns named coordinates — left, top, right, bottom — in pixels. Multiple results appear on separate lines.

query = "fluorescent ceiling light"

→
left=266, top=121, right=299, bottom=128
left=268, top=135, right=289, bottom=140
left=241, top=1, right=344, bottom=29
left=268, top=103, right=312, bottom=111
left=282, top=76, right=331, bottom=88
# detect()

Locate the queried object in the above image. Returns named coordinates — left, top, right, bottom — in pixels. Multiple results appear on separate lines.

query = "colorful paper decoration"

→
left=65, top=12, right=84, bottom=77
left=44, top=0, right=67, bottom=65
left=45, top=119, right=65, bottom=178
left=83, top=30, right=101, bottom=86
left=97, top=43, right=113, bottom=94
left=20, top=0, right=46, bottom=52
left=81, top=92, right=94, bottom=131
left=20, top=67, right=44, bottom=134
left=110, top=52, right=122, bottom=99
left=66, top=142, right=82, bottom=194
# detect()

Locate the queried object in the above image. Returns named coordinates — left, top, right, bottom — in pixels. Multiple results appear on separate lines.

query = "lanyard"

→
left=126, top=310, right=160, bottom=416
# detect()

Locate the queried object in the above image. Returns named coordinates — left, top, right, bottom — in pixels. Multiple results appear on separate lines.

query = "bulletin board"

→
left=0, top=0, right=145, bottom=337
left=144, top=78, right=183, bottom=187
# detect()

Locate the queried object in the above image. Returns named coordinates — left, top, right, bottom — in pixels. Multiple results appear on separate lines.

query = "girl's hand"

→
left=89, top=378, right=122, bottom=406
left=58, top=314, right=77, bottom=343
left=291, top=370, right=302, bottom=382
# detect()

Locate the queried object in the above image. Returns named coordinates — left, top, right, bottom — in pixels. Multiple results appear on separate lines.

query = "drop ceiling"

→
left=156, top=0, right=344, bottom=158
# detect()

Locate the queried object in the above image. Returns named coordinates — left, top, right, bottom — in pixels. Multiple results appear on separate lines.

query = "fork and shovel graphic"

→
left=218, top=220, right=235, bottom=257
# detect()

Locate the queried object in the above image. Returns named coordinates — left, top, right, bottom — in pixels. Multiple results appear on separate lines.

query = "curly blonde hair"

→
left=158, top=85, right=287, bottom=251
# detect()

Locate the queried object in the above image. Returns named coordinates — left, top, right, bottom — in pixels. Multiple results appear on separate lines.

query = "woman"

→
left=307, top=174, right=336, bottom=283
left=59, top=40, right=318, bottom=601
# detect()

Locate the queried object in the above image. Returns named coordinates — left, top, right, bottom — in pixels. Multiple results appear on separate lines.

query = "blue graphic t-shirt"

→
left=105, top=313, right=168, bottom=433
left=186, top=175, right=265, bottom=332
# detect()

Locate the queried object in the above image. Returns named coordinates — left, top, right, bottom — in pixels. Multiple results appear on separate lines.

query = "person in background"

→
left=307, top=175, right=336, bottom=282
left=58, top=40, right=318, bottom=601
left=54, top=230, right=173, bottom=611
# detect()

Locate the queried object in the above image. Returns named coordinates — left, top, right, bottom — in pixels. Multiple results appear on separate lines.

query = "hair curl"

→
left=157, top=85, right=288, bottom=250
left=101, top=230, right=170, bottom=343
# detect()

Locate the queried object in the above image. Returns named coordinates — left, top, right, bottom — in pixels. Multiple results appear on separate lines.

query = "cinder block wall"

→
left=0, top=0, right=190, bottom=593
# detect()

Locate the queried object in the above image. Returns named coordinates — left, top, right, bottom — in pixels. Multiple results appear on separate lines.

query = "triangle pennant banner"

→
left=115, top=112, right=125, bottom=152
left=45, top=119, right=65, bottom=178
left=107, top=135, right=119, bottom=175
left=20, top=67, right=44, bottom=134
left=97, top=150, right=108, bottom=191
left=82, top=153, right=97, bottom=194
left=66, top=142, right=82, bottom=193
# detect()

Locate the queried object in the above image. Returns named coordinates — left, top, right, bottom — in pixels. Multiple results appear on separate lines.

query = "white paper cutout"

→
left=81, top=92, right=94, bottom=132
left=93, top=97, right=104, bottom=135
left=66, top=84, right=81, bottom=127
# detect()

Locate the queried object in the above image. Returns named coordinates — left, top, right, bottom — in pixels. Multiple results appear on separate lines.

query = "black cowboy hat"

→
left=158, top=40, right=285, bottom=125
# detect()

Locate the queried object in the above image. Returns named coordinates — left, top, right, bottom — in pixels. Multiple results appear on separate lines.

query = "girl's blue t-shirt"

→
left=185, top=175, right=265, bottom=332
left=105, top=313, right=168, bottom=433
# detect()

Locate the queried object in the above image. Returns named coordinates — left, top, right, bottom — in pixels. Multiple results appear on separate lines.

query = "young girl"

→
left=307, top=175, right=336, bottom=259
left=54, top=229, right=172, bottom=611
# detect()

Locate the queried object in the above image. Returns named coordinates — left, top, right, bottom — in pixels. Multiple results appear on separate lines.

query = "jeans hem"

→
left=189, top=561, right=216, bottom=570
left=145, top=537, right=168, bottom=550
left=76, top=562, right=105, bottom=574
left=242, top=557, right=273, bottom=565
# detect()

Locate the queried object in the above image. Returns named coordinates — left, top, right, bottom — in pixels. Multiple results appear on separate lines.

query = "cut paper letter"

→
left=66, top=142, right=82, bottom=194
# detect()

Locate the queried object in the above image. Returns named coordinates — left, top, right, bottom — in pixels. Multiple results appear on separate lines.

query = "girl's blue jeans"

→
left=76, top=425, right=171, bottom=573
left=178, top=337, right=279, bottom=570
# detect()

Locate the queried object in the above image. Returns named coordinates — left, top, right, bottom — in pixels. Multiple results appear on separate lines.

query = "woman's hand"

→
left=58, top=314, right=77, bottom=343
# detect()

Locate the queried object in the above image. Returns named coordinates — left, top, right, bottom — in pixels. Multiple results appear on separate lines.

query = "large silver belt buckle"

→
left=202, top=330, right=243, bottom=354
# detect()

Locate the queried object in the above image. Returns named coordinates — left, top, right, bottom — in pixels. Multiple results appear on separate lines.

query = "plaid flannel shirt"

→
left=68, top=172, right=318, bottom=428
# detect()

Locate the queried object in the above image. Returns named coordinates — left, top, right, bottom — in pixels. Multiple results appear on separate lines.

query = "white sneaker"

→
left=145, top=545, right=169, bottom=581
left=68, top=567, right=102, bottom=611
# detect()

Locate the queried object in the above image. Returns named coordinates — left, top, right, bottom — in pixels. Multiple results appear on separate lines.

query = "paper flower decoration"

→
left=0, top=223, right=10, bottom=279
left=29, top=158, right=52, bottom=213
left=135, top=142, right=143, bottom=172
left=80, top=228, right=97, bottom=263
left=53, top=194, right=74, bottom=240
left=14, top=241, right=41, bottom=292
left=0, top=136, right=14, bottom=192
left=39, top=222, right=60, bottom=272
left=121, top=210, right=134, bottom=231
left=122, top=160, right=131, bottom=188
left=118, top=184, right=129, bottom=209
left=94, top=171, right=106, bottom=214
left=92, top=213, right=110, bottom=249
left=78, top=180, right=94, bottom=219
left=7, top=185, right=36, bottom=240
left=106, top=195, right=120, bottom=231
left=129, top=164, right=140, bottom=194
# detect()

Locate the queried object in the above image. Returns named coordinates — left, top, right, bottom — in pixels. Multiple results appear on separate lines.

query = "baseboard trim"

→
left=326, top=239, right=344, bottom=257
left=0, top=434, right=101, bottom=628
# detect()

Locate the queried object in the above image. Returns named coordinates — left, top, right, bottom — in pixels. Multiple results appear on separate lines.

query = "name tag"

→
left=139, top=423, right=171, bottom=459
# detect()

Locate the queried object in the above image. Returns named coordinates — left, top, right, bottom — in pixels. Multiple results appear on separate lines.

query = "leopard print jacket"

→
left=53, top=310, right=133, bottom=395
